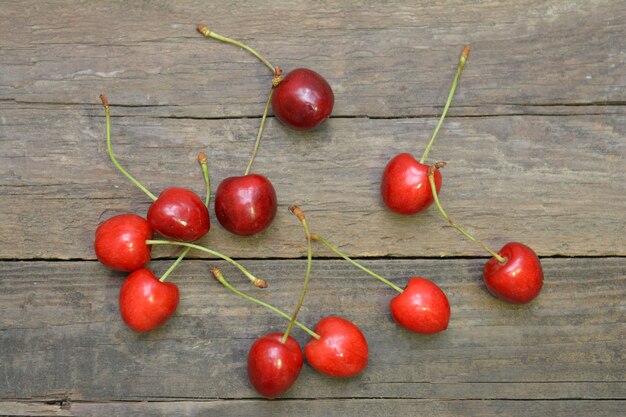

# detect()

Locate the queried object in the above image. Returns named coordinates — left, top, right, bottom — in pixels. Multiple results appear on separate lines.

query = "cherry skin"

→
left=390, top=277, right=450, bottom=334
left=381, top=153, right=442, bottom=215
left=214, top=174, right=277, bottom=236
left=147, top=187, right=210, bottom=242
left=304, top=316, right=368, bottom=378
left=119, top=268, right=179, bottom=333
left=247, top=332, right=303, bottom=399
left=483, top=242, right=543, bottom=304
left=272, top=68, right=334, bottom=131
left=94, top=214, right=153, bottom=272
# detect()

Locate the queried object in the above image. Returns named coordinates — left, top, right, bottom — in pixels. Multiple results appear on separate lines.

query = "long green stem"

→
left=281, top=206, right=313, bottom=344
left=244, top=86, right=275, bottom=176
left=211, top=267, right=320, bottom=339
left=159, top=247, right=191, bottom=282
left=312, top=234, right=404, bottom=294
left=197, top=24, right=275, bottom=73
left=146, top=240, right=264, bottom=285
left=198, top=152, right=211, bottom=207
left=99, top=95, right=157, bottom=201
left=420, top=45, right=470, bottom=164
left=427, top=163, right=505, bottom=263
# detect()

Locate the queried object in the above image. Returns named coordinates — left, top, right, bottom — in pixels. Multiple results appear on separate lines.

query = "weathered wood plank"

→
left=0, top=0, right=624, bottom=118
left=0, top=104, right=623, bottom=258
left=1, top=258, right=623, bottom=401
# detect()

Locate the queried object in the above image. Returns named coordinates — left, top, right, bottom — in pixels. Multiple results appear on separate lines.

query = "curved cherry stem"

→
left=428, top=162, right=506, bottom=263
left=197, top=24, right=275, bottom=73
left=99, top=95, right=157, bottom=201
left=419, top=45, right=470, bottom=164
left=211, top=267, right=320, bottom=339
left=146, top=240, right=265, bottom=286
left=311, top=234, right=404, bottom=294
left=244, top=85, right=275, bottom=176
left=198, top=151, right=211, bottom=207
left=158, top=247, right=191, bottom=282
left=281, top=205, right=313, bottom=344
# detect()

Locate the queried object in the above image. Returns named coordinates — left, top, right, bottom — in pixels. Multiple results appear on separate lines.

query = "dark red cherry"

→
left=247, top=332, right=303, bottom=399
left=119, top=268, right=179, bottom=333
left=214, top=174, right=277, bottom=236
left=147, top=187, right=210, bottom=242
left=381, top=153, right=442, bottom=215
left=272, top=68, right=334, bottom=131
left=94, top=214, right=153, bottom=272
left=390, top=277, right=450, bottom=334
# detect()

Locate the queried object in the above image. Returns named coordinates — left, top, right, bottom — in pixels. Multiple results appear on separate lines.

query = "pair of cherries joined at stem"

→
left=197, top=25, right=334, bottom=236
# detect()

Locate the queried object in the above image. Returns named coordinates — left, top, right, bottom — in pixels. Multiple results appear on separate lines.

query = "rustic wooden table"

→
left=1, top=1, right=624, bottom=416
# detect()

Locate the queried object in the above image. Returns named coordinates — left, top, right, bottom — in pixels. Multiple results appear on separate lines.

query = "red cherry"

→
left=272, top=68, right=334, bottom=131
left=483, top=242, right=543, bottom=304
left=381, top=153, right=442, bottom=214
left=304, top=316, right=368, bottom=378
left=94, top=214, right=153, bottom=271
left=390, top=277, right=450, bottom=334
left=147, top=187, right=210, bottom=242
left=119, top=268, right=179, bottom=332
left=247, top=333, right=303, bottom=399
left=214, top=174, right=277, bottom=236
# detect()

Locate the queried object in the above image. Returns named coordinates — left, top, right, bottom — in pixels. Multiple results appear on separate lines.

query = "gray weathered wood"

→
left=1, top=258, right=623, bottom=402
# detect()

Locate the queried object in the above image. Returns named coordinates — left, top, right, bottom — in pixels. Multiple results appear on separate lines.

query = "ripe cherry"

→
left=483, top=242, right=544, bottom=304
left=119, top=268, right=179, bottom=332
left=94, top=213, right=153, bottom=272
left=247, top=333, right=303, bottom=399
left=381, top=45, right=469, bottom=215
left=304, top=316, right=368, bottom=378
left=390, top=277, right=450, bottom=334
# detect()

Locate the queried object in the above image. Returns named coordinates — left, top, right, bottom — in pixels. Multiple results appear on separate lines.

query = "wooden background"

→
left=1, top=0, right=624, bottom=416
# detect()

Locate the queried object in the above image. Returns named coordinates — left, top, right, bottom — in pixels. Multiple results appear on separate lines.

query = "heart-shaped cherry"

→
left=381, top=45, right=469, bottom=215
left=305, top=316, right=368, bottom=378
left=247, top=332, right=303, bottom=399
left=214, top=174, right=277, bottom=236
left=100, top=95, right=210, bottom=242
left=390, top=277, right=450, bottom=334
left=483, top=242, right=543, bottom=304
left=197, top=25, right=334, bottom=131
left=119, top=268, right=179, bottom=332
left=428, top=163, right=543, bottom=304
left=94, top=213, right=153, bottom=271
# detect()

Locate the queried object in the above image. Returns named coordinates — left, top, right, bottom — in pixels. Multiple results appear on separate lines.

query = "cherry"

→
left=381, top=45, right=469, bottom=215
left=214, top=174, right=277, bottom=236
left=100, top=95, right=210, bottom=242
left=428, top=163, right=543, bottom=304
left=304, top=316, right=368, bottom=378
left=390, top=277, right=450, bottom=334
left=271, top=68, right=334, bottom=131
left=483, top=242, right=544, bottom=304
left=247, top=333, right=303, bottom=399
left=119, top=268, right=179, bottom=333
left=94, top=213, right=153, bottom=271
left=197, top=25, right=334, bottom=131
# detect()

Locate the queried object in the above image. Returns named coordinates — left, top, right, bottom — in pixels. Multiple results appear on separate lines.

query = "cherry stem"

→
left=99, top=95, right=157, bottom=201
left=146, top=240, right=265, bottom=286
left=311, top=234, right=404, bottom=294
left=210, top=266, right=320, bottom=339
left=158, top=247, right=191, bottom=282
left=281, top=205, right=313, bottom=344
left=419, top=45, right=470, bottom=164
left=427, top=162, right=506, bottom=263
left=244, top=85, right=275, bottom=176
left=197, top=152, right=211, bottom=207
left=197, top=24, right=275, bottom=74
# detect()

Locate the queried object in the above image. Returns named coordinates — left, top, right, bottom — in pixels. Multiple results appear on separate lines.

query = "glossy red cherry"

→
left=304, top=316, right=368, bottom=378
left=381, top=153, right=442, bottom=214
left=390, top=277, right=450, bottom=334
left=147, top=187, right=210, bottom=242
left=119, top=268, right=179, bottom=332
left=214, top=174, right=277, bottom=236
left=247, top=332, right=303, bottom=399
left=272, top=68, right=334, bottom=131
left=483, top=242, right=543, bottom=304
left=94, top=214, right=153, bottom=272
